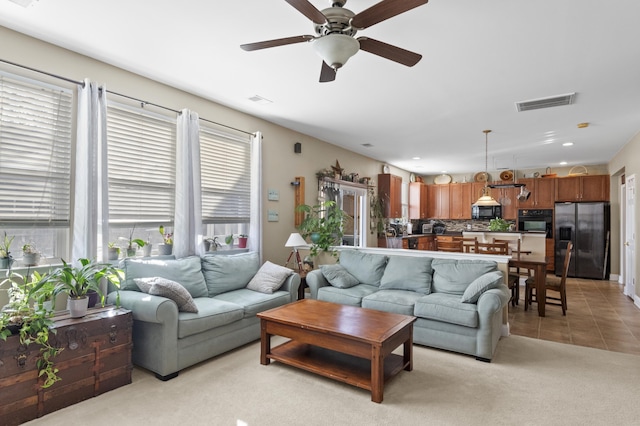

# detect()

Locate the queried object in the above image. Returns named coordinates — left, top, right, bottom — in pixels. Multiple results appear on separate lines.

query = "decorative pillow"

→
left=432, top=259, right=498, bottom=295
left=246, top=261, right=293, bottom=294
left=201, top=252, right=260, bottom=296
left=321, top=264, right=360, bottom=289
left=135, top=277, right=198, bottom=313
left=461, top=271, right=504, bottom=303
left=122, top=256, right=208, bottom=298
left=380, top=256, right=433, bottom=294
left=338, top=250, right=388, bottom=286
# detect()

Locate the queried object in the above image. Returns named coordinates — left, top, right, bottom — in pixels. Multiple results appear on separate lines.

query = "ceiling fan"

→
left=240, top=0, right=429, bottom=82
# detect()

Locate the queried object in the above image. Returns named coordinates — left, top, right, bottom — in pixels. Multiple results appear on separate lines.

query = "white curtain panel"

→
left=173, top=109, right=202, bottom=258
left=72, top=79, right=108, bottom=264
left=249, top=131, right=262, bottom=259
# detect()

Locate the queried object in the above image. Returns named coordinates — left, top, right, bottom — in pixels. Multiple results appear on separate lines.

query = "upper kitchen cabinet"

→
left=492, top=184, right=518, bottom=220
left=409, top=182, right=428, bottom=219
left=516, top=178, right=555, bottom=209
left=449, top=183, right=472, bottom=219
left=555, top=175, right=610, bottom=202
left=427, top=184, right=450, bottom=219
left=378, top=173, right=402, bottom=218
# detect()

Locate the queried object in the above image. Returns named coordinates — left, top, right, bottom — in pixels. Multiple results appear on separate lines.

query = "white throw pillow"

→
left=134, top=277, right=198, bottom=313
left=246, top=261, right=293, bottom=294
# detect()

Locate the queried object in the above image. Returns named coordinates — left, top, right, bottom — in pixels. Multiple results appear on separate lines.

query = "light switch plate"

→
left=267, top=210, right=279, bottom=222
left=267, top=189, right=279, bottom=201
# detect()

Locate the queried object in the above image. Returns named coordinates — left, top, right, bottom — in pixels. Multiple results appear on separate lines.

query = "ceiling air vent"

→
left=515, top=92, right=576, bottom=112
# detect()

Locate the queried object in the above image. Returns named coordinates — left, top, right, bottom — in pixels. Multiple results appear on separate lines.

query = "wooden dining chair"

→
left=453, top=236, right=477, bottom=253
left=494, top=238, right=525, bottom=307
left=435, top=238, right=464, bottom=252
left=525, top=241, right=573, bottom=315
left=474, top=241, right=509, bottom=255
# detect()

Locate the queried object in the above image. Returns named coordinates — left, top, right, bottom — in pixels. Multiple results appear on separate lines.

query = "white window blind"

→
left=200, top=127, right=251, bottom=223
left=106, top=103, right=176, bottom=225
left=0, top=72, right=73, bottom=226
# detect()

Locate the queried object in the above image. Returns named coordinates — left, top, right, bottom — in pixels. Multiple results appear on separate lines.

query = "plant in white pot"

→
left=33, top=258, right=123, bottom=318
left=107, top=242, right=120, bottom=261
left=121, top=225, right=146, bottom=257
left=22, top=243, right=40, bottom=266
left=1, top=231, right=15, bottom=269
left=158, top=226, right=173, bottom=255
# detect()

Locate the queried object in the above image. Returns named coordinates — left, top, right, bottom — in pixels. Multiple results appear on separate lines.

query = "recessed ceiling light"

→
left=563, top=142, right=574, bottom=146
left=441, top=170, right=447, bottom=173
left=412, top=157, right=421, bottom=160
left=248, top=95, right=272, bottom=105
left=543, top=139, right=554, bottom=144
left=560, top=161, right=568, bottom=165
left=9, top=0, right=37, bottom=7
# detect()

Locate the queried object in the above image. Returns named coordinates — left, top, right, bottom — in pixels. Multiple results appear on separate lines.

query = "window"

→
left=199, top=126, right=251, bottom=241
left=0, top=72, right=73, bottom=260
left=106, top=102, right=176, bottom=249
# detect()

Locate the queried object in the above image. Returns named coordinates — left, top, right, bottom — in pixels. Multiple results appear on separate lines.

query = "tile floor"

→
left=508, top=277, right=640, bottom=356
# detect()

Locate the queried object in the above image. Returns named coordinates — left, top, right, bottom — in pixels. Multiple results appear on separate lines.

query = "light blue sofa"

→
left=106, top=252, right=300, bottom=380
left=305, top=249, right=509, bottom=361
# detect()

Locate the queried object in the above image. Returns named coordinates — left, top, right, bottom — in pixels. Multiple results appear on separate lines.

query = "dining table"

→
left=508, top=252, right=549, bottom=316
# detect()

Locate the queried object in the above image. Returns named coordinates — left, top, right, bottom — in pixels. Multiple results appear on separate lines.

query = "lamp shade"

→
left=285, top=232, right=308, bottom=247
left=473, top=186, right=501, bottom=206
left=313, top=34, right=360, bottom=70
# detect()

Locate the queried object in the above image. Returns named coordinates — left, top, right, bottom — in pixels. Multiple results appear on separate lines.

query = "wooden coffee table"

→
left=257, top=299, right=416, bottom=403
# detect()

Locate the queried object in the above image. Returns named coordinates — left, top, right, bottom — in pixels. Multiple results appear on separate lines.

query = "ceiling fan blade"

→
left=284, top=0, right=328, bottom=25
left=319, top=61, right=337, bottom=83
left=358, top=37, right=422, bottom=67
left=351, top=0, right=429, bottom=29
left=240, top=35, right=314, bottom=51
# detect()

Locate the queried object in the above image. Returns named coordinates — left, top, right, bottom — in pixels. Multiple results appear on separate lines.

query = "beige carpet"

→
left=25, top=335, right=640, bottom=426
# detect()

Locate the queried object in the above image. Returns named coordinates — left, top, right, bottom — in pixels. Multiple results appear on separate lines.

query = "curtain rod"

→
left=1, top=58, right=256, bottom=136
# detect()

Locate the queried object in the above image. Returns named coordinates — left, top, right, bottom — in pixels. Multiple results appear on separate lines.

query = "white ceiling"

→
left=2, top=0, right=640, bottom=176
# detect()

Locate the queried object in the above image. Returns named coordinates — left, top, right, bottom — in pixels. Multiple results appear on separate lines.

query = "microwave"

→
left=472, top=205, right=502, bottom=220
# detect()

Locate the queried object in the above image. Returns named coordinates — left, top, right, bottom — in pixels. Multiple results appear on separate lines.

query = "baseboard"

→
left=610, top=273, right=620, bottom=282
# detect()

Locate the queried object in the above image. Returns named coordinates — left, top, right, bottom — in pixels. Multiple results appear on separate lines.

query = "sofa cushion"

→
left=339, top=250, right=388, bottom=286
left=215, top=288, right=291, bottom=317
left=177, top=298, right=245, bottom=338
left=317, top=284, right=379, bottom=306
left=380, top=256, right=433, bottom=294
left=123, top=256, right=208, bottom=298
left=201, top=252, right=260, bottom=296
left=461, top=271, right=504, bottom=303
left=321, top=264, right=360, bottom=289
left=246, top=261, right=293, bottom=294
left=431, top=259, right=498, bottom=296
left=134, top=277, right=198, bottom=313
left=362, top=290, right=423, bottom=315
left=414, top=293, right=478, bottom=328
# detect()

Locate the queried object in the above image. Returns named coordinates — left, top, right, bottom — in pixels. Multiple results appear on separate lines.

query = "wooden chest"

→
left=0, top=306, right=133, bottom=425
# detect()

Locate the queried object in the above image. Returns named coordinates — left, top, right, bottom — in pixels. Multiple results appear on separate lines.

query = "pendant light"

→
left=473, top=130, right=501, bottom=206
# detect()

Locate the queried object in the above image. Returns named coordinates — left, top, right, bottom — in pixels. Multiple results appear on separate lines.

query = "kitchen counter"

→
left=463, top=231, right=546, bottom=257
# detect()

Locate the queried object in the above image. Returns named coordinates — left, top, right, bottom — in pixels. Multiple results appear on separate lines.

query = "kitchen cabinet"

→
left=491, top=184, right=518, bottom=220
left=409, top=182, right=428, bottom=219
left=555, top=175, right=610, bottom=202
left=402, top=235, right=435, bottom=250
left=449, top=183, right=472, bottom=219
left=378, top=173, right=402, bottom=218
left=427, top=184, right=450, bottom=219
left=516, top=178, right=555, bottom=209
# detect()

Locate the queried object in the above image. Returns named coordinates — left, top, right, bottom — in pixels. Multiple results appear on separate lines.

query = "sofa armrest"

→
left=305, top=269, right=329, bottom=299
left=107, top=290, right=179, bottom=324
left=476, top=284, right=510, bottom=315
left=279, top=273, right=301, bottom=301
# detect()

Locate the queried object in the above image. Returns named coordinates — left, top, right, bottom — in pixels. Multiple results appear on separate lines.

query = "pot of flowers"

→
left=22, top=243, right=40, bottom=267
left=157, top=226, right=173, bottom=255
left=34, top=258, right=123, bottom=318
left=296, top=200, right=345, bottom=258
left=238, top=234, right=248, bottom=249
left=1, top=231, right=15, bottom=269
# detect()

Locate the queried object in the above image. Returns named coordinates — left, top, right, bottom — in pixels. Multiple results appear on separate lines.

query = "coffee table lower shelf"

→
left=267, top=340, right=408, bottom=393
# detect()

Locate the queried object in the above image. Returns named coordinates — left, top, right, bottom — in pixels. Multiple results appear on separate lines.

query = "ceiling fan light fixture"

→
left=313, top=34, right=360, bottom=69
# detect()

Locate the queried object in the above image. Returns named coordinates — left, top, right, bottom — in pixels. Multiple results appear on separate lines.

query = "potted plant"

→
left=296, top=200, right=345, bottom=257
left=33, top=258, right=123, bottom=318
left=22, top=243, right=40, bottom=266
left=107, top=242, right=120, bottom=261
left=121, top=225, right=146, bottom=257
left=158, top=226, right=173, bottom=255
left=225, top=234, right=234, bottom=248
left=204, top=236, right=220, bottom=252
left=1, top=231, right=15, bottom=269
left=142, top=234, right=152, bottom=257
left=238, top=234, right=248, bottom=249
left=489, top=218, right=510, bottom=232
left=0, top=269, right=62, bottom=388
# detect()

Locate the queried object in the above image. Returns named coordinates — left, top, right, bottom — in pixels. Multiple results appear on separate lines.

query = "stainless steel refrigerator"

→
left=555, top=202, right=610, bottom=279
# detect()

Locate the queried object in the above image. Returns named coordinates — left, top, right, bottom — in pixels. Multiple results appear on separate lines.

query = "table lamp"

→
left=284, top=232, right=308, bottom=271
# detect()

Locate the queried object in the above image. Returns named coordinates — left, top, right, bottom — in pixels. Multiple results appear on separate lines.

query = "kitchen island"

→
left=462, top=231, right=546, bottom=257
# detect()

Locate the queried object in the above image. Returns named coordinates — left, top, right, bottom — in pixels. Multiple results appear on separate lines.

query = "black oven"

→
left=518, top=209, right=553, bottom=239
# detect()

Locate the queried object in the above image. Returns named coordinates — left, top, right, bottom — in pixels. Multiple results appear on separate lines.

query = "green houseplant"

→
left=33, top=258, right=123, bottom=318
left=158, top=226, right=173, bottom=255
left=296, top=200, right=345, bottom=257
left=121, top=225, right=146, bottom=257
left=22, top=243, right=40, bottom=266
left=489, top=218, right=510, bottom=232
left=0, top=269, right=62, bottom=388
left=1, top=231, right=15, bottom=269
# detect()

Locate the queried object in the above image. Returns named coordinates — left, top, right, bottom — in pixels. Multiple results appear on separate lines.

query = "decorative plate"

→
left=434, top=174, right=452, bottom=184
left=474, top=172, right=489, bottom=182
left=409, top=173, right=416, bottom=182
left=382, top=164, right=390, bottom=174
left=500, top=170, right=514, bottom=181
